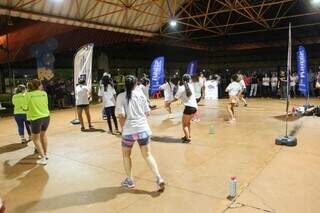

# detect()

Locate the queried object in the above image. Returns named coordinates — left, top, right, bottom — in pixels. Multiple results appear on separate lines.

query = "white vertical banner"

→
left=286, top=23, right=291, bottom=113
left=74, top=43, right=94, bottom=93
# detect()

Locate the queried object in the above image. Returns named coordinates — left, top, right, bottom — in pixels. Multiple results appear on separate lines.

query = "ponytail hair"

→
left=125, top=75, right=137, bottom=103
left=182, top=74, right=192, bottom=97
left=102, top=75, right=113, bottom=91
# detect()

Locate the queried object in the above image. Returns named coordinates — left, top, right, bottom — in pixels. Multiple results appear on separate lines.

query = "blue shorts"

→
left=122, top=131, right=150, bottom=148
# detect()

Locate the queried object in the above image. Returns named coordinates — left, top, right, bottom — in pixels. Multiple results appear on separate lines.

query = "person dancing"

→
left=238, top=74, right=248, bottom=107
left=98, top=75, right=120, bottom=134
left=12, top=85, right=32, bottom=143
left=159, top=78, right=175, bottom=118
left=115, top=75, right=165, bottom=191
left=25, top=79, right=50, bottom=165
left=75, top=79, right=93, bottom=131
left=171, top=74, right=198, bottom=143
left=226, top=74, right=242, bottom=122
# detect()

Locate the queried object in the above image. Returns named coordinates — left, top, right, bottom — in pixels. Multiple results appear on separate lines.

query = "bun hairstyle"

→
left=27, top=79, right=41, bottom=91
left=141, top=77, right=150, bottom=86
left=15, top=84, right=26, bottom=94
left=102, top=75, right=113, bottom=91
left=231, top=74, right=238, bottom=82
left=182, top=74, right=192, bottom=97
left=125, top=75, right=137, bottom=103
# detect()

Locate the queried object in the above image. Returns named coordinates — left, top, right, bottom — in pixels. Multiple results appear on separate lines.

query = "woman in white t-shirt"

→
left=98, top=75, right=119, bottom=134
left=159, top=78, right=175, bottom=116
left=270, top=73, right=278, bottom=98
left=262, top=73, right=270, bottom=98
left=225, top=74, right=242, bottom=122
left=290, top=72, right=297, bottom=98
left=191, top=75, right=202, bottom=122
left=171, top=74, right=198, bottom=143
left=115, top=75, right=165, bottom=191
left=75, top=79, right=92, bottom=131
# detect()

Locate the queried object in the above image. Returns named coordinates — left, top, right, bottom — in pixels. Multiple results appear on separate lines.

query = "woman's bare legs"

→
left=40, top=131, right=48, bottom=156
left=122, top=147, right=133, bottom=178
left=182, top=114, right=192, bottom=139
left=140, top=144, right=161, bottom=178
left=77, top=108, right=84, bottom=128
left=32, top=133, right=45, bottom=157
left=84, top=107, right=92, bottom=127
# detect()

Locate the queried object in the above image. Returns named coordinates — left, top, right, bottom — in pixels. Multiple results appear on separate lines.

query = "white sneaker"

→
left=156, top=176, right=165, bottom=192
left=36, top=157, right=47, bottom=165
left=21, top=138, right=27, bottom=144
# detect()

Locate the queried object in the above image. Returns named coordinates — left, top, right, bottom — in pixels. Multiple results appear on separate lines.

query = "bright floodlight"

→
left=312, top=0, right=320, bottom=4
left=169, top=20, right=177, bottom=27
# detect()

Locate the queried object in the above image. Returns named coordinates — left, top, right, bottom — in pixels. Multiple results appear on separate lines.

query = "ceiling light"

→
left=169, top=20, right=177, bottom=27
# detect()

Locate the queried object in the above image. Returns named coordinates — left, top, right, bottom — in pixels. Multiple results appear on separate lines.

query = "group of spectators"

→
left=44, top=79, right=74, bottom=110
left=218, top=69, right=320, bottom=99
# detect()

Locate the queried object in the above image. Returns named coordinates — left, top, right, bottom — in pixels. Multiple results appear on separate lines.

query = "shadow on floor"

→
left=272, top=114, right=302, bottom=122
left=3, top=155, right=49, bottom=213
left=81, top=128, right=106, bottom=133
left=3, top=153, right=39, bottom=179
left=151, top=136, right=182, bottom=143
left=15, top=186, right=161, bottom=212
left=0, top=143, right=28, bottom=154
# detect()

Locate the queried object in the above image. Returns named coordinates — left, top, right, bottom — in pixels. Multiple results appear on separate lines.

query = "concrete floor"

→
left=0, top=98, right=320, bottom=213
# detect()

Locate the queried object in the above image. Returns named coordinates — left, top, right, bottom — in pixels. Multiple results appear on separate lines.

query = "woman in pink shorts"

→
left=115, top=75, right=165, bottom=191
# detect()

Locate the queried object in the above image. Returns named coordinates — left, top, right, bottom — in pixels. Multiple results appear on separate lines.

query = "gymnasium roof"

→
left=0, top=0, right=320, bottom=63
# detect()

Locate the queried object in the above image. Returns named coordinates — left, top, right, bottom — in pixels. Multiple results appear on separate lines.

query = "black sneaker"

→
left=81, top=127, right=85, bottom=131
left=181, top=137, right=191, bottom=144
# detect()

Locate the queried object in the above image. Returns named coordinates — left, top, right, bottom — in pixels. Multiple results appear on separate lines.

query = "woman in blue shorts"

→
left=115, top=75, right=165, bottom=191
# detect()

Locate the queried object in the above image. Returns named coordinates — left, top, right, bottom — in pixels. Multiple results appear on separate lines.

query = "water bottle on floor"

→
left=229, top=176, right=237, bottom=198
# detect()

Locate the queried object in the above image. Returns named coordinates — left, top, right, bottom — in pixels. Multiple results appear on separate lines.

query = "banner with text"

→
left=150, top=56, right=165, bottom=95
left=296, top=46, right=309, bottom=97
left=187, top=60, right=198, bottom=76
left=74, top=43, right=94, bottom=93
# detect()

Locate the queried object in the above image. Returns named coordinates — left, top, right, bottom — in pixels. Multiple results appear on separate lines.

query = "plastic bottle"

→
left=229, top=176, right=237, bottom=198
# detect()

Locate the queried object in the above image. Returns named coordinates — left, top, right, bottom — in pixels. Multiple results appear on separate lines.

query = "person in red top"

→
left=243, top=73, right=251, bottom=97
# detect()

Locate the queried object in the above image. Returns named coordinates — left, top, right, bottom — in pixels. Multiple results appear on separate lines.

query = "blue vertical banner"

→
left=187, top=60, right=198, bottom=76
left=296, top=46, right=309, bottom=97
left=150, top=56, right=165, bottom=95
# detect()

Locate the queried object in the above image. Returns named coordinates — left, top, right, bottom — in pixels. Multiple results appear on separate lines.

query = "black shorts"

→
left=183, top=106, right=197, bottom=115
left=31, top=116, right=50, bottom=134
left=77, top=104, right=89, bottom=109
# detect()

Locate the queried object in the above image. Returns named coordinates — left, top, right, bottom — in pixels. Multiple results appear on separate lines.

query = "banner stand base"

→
left=70, top=119, right=80, bottom=125
left=275, top=135, right=297, bottom=146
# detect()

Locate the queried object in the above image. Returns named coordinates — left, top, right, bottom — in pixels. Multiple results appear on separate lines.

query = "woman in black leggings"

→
left=99, top=75, right=119, bottom=134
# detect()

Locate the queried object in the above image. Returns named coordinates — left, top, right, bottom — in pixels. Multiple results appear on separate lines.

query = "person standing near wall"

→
left=309, top=69, right=315, bottom=97
left=279, top=71, right=287, bottom=100
left=250, top=72, right=258, bottom=97
left=262, top=73, right=270, bottom=98
left=271, top=73, right=278, bottom=98
left=290, top=72, right=297, bottom=98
